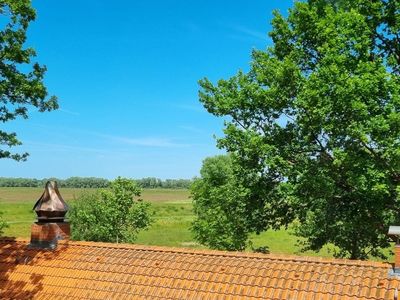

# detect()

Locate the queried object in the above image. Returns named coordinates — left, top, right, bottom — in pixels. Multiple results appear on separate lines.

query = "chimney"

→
left=388, top=226, right=400, bottom=273
left=29, top=181, right=70, bottom=249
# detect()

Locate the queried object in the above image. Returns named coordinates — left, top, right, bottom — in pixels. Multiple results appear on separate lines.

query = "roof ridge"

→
left=0, top=237, right=391, bottom=269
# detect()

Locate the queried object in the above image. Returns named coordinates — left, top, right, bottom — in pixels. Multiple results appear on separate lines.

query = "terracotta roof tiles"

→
left=0, top=238, right=399, bottom=299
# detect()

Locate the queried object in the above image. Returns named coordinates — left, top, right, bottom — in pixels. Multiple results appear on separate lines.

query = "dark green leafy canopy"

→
left=0, top=0, right=57, bottom=161
left=199, top=0, right=400, bottom=259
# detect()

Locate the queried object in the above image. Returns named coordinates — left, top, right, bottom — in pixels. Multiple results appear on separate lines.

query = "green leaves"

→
left=0, top=210, right=8, bottom=236
left=0, top=0, right=57, bottom=160
left=199, top=0, right=400, bottom=259
left=69, top=177, right=152, bottom=243
left=191, top=155, right=251, bottom=251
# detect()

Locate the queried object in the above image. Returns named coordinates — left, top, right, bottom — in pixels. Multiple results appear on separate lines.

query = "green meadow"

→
left=0, top=187, right=389, bottom=260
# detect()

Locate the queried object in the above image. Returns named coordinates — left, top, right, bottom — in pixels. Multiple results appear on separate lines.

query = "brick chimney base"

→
left=395, top=245, right=400, bottom=273
left=29, top=222, right=70, bottom=249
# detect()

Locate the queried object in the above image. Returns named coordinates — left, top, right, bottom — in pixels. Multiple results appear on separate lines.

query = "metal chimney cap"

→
left=33, top=180, right=69, bottom=222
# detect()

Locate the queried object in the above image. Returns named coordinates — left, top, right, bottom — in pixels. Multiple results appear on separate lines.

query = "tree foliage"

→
left=0, top=211, right=8, bottom=236
left=199, top=0, right=400, bottom=259
left=0, top=0, right=57, bottom=160
left=69, top=177, right=152, bottom=243
left=191, top=155, right=251, bottom=251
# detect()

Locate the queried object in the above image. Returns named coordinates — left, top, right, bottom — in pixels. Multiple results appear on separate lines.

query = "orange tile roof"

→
left=0, top=238, right=399, bottom=299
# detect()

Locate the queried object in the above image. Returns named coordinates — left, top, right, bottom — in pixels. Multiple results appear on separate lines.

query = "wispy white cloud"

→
left=58, top=108, right=80, bottom=116
left=231, top=25, right=266, bottom=41
left=174, top=103, right=205, bottom=113
left=224, top=24, right=269, bottom=44
left=179, top=125, right=204, bottom=134
left=24, top=127, right=193, bottom=150
left=25, top=141, right=110, bottom=154
left=183, top=21, right=201, bottom=34
left=23, top=141, right=146, bottom=162
left=106, top=135, right=191, bottom=148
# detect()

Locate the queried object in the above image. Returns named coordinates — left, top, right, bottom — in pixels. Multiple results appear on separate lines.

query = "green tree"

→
left=191, top=155, right=251, bottom=251
left=0, top=211, right=8, bottom=236
left=0, top=0, right=57, bottom=161
left=69, top=177, right=152, bottom=243
left=199, top=0, right=400, bottom=259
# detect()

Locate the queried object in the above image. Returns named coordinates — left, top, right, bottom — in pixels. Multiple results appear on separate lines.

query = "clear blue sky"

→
left=1, top=0, right=292, bottom=179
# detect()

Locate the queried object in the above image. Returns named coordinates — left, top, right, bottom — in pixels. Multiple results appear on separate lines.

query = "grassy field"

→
left=0, top=187, right=387, bottom=259
left=0, top=187, right=191, bottom=239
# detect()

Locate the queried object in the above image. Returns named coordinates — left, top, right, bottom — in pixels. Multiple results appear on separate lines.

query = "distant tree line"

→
left=136, top=177, right=192, bottom=189
left=0, top=177, right=192, bottom=189
left=0, top=177, right=109, bottom=188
